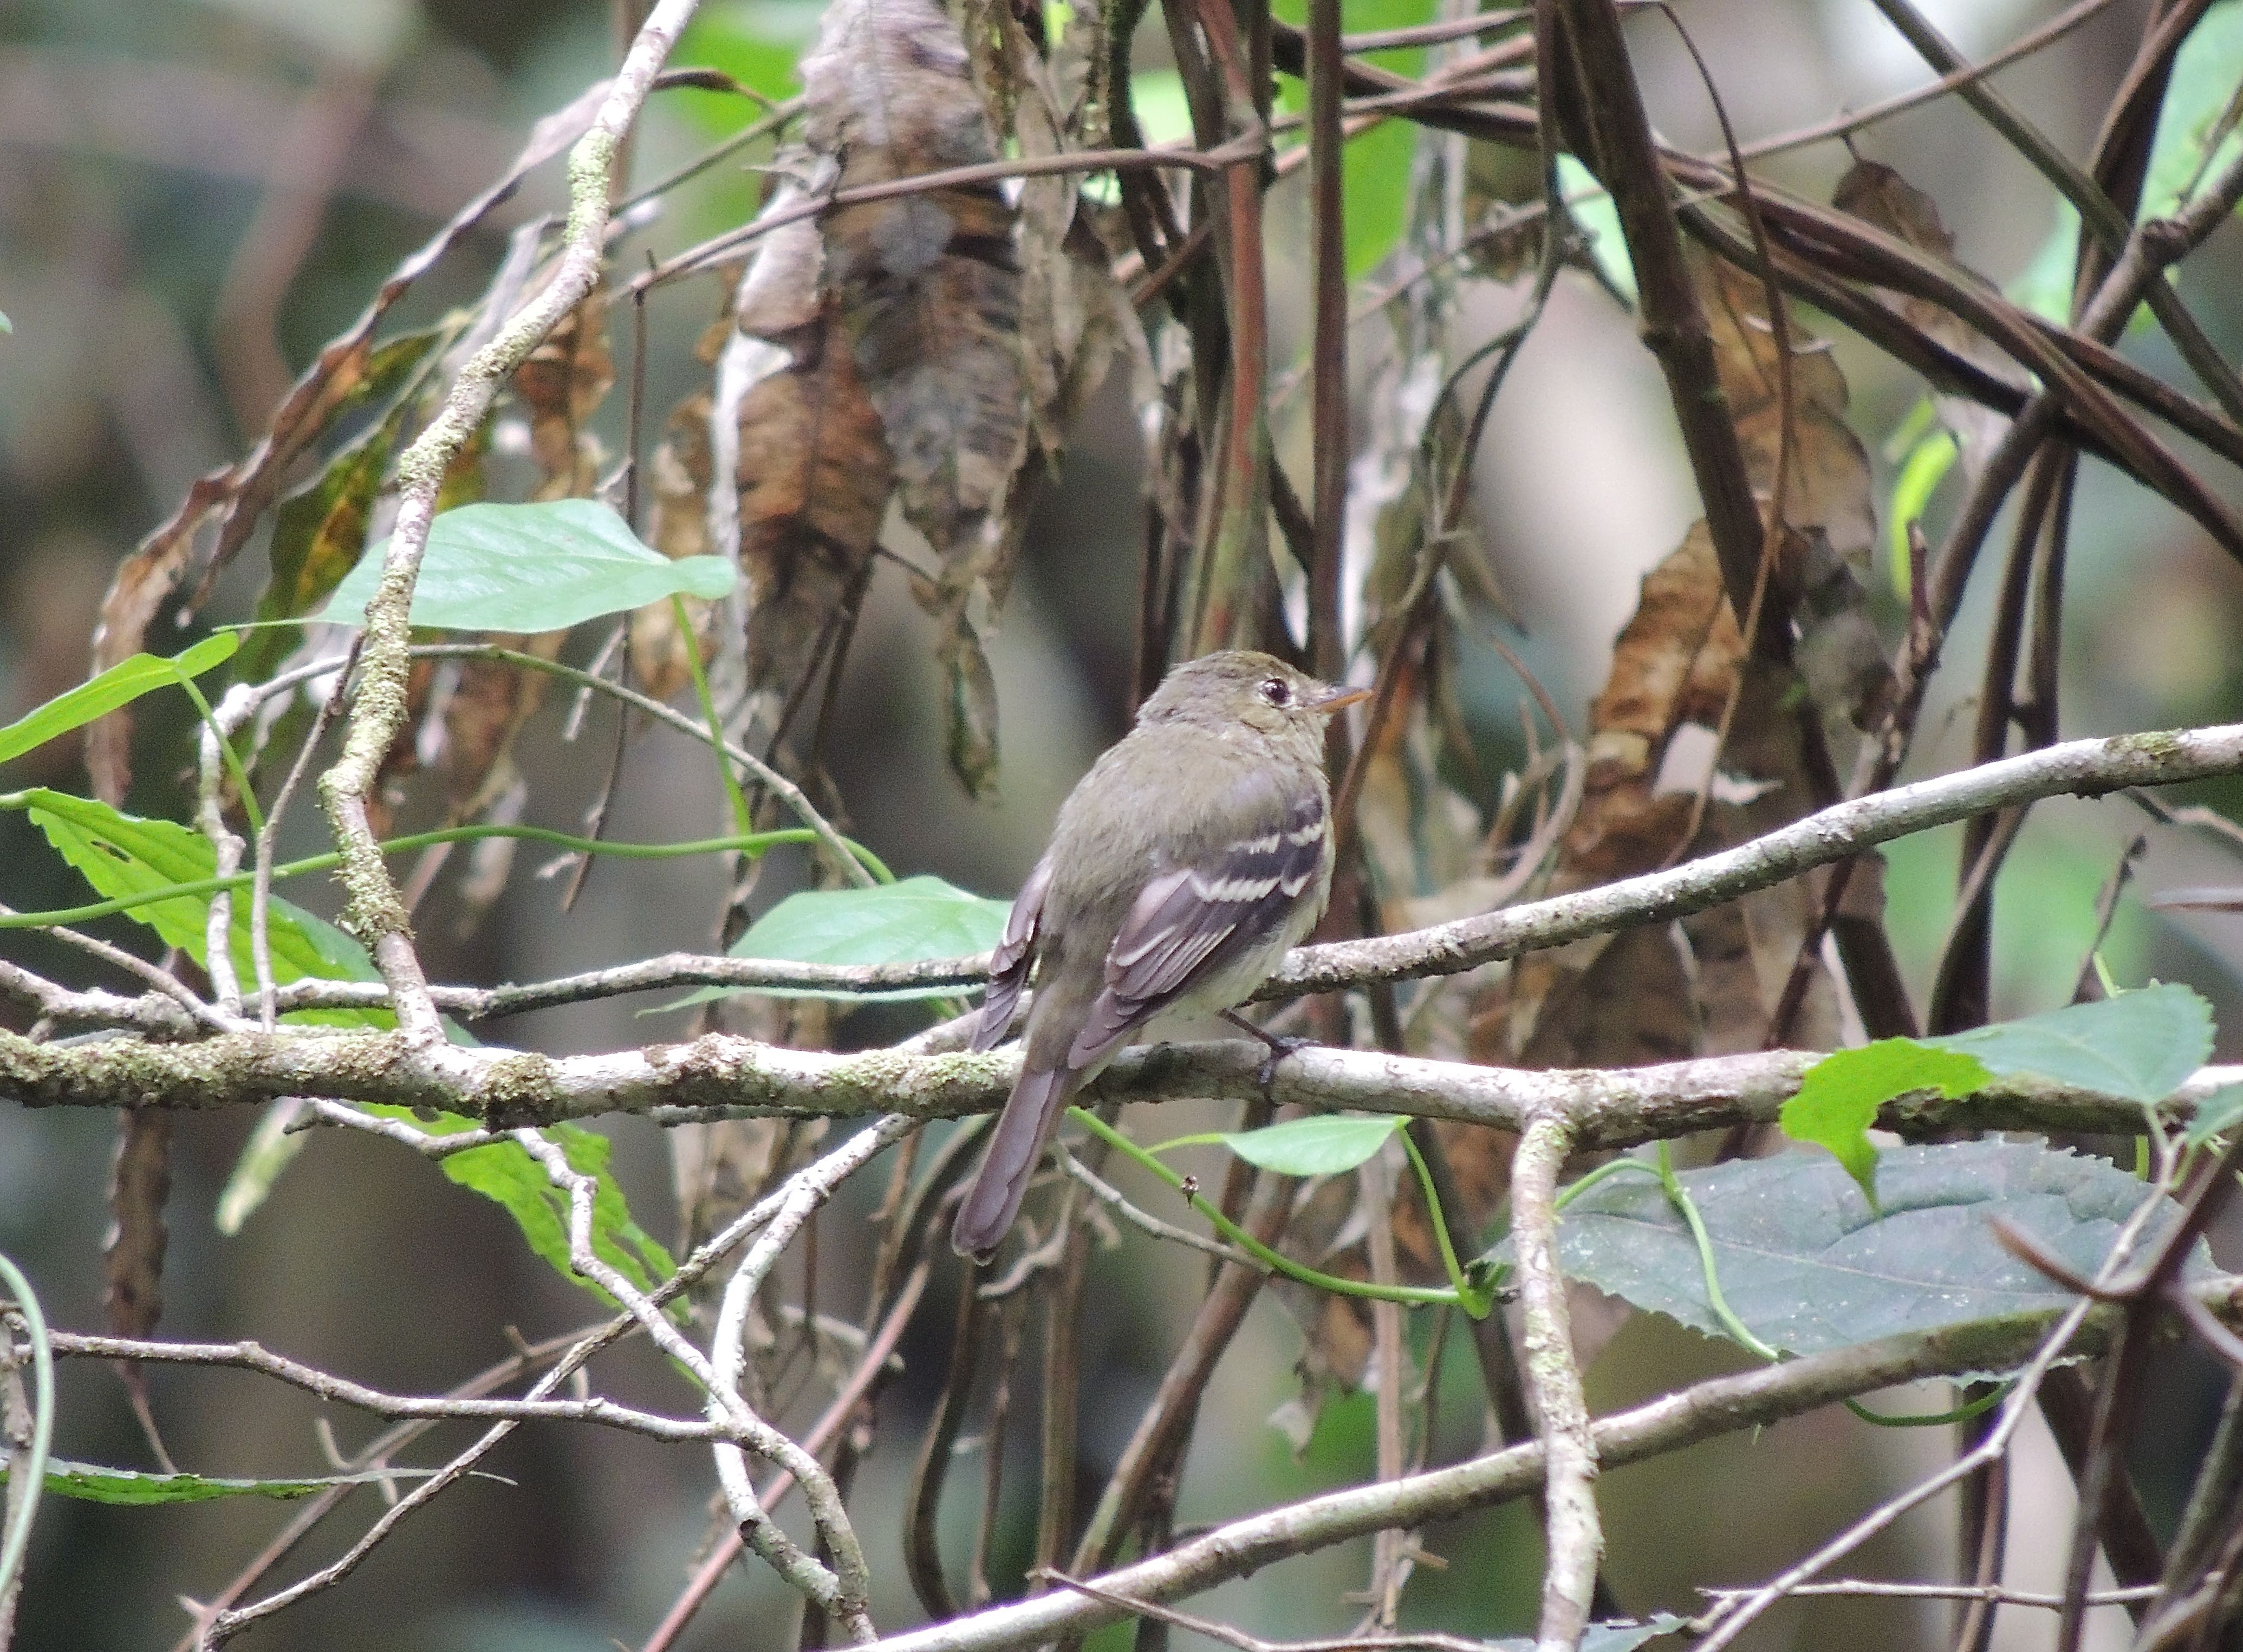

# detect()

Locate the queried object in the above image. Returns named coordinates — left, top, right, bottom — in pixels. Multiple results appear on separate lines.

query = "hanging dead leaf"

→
left=1831, top=159, right=2023, bottom=476
left=104, top=1108, right=171, bottom=1341
left=798, top=0, right=1028, bottom=557
left=512, top=287, right=613, bottom=500
left=1695, top=253, right=1874, bottom=566
left=630, top=391, right=721, bottom=704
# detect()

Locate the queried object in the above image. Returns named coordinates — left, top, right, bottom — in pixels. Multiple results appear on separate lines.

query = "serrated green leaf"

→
left=1781, top=1040, right=1990, bottom=1207
left=1220, top=1114, right=1401, bottom=1176
left=322, top=498, right=737, bottom=634
left=664, top=875, right=1009, bottom=1007
left=364, top=1108, right=681, bottom=1315
left=1490, top=1142, right=2212, bottom=1361
left=1927, top=983, right=2213, bottom=1104
left=5, top=1458, right=440, bottom=1506
left=0, top=634, right=239, bottom=768
left=21, top=789, right=389, bottom=1032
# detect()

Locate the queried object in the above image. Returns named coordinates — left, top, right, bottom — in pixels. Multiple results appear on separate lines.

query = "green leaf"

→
left=364, top=1108, right=681, bottom=1315
left=1557, top=153, right=1635, bottom=303
left=1220, top=1114, right=1402, bottom=1176
left=0, top=634, right=239, bottom=768
left=1494, top=1141, right=2212, bottom=1361
left=2141, top=0, right=2243, bottom=223
left=1266, top=0, right=1439, bottom=278
left=1927, top=983, right=2213, bottom=1105
left=1885, top=426, right=1957, bottom=600
left=237, top=395, right=417, bottom=681
left=666, top=875, right=1010, bottom=1006
left=9, top=1459, right=440, bottom=1506
left=20, top=790, right=389, bottom=1031
left=675, top=0, right=822, bottom=129
left=322, top=499, right=738, bottom=634
left=14, top=794, right=670, bottom=1289
left=1493, top=1617, right=1687, bottom=1652
left=1780, top=1040, right=1990, bottom=1207
left=214, top=1099, right=313, bottom=1237
left=2186, top=1084, right=2243, bottom=1147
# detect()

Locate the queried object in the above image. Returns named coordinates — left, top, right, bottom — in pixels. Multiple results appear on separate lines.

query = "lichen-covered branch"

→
left=313, top=0, right=705, bottom=1044
left=6, top=1017, right=2237, bottom=1155
left=1509, top=1113, right=1598, bottom=1651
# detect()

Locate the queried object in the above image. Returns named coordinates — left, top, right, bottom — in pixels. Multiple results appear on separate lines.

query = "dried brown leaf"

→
left=104, top=1108, right=171, bottom=1341
left=1832, top=159, right=2022, bottom=474
left=512, top=288, right=614, bottom=500
left=736, top=294, right=894, bottom=709
left=631, top=391, right=720, bottom=704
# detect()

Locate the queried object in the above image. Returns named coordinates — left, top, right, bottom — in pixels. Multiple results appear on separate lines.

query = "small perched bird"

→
left=952, top=650, right=1368, bottom=1260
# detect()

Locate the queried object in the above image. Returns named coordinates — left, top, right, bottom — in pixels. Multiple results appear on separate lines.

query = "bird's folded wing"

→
left=1065, top=790, right=1327, bottom=1070
left=971, top=852, right=1052, bottom=1052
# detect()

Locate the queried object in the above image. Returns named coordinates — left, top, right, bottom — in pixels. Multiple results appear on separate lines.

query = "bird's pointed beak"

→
left=1312, top=684, right=1371, bottom=716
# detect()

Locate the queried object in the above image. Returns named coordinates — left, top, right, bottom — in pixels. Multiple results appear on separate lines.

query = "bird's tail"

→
left=952, top=1061, right=1077, bottom=1261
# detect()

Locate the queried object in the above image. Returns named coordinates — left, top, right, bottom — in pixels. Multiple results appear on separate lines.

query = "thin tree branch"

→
left=847, top=1278, right=2243, bottom=1652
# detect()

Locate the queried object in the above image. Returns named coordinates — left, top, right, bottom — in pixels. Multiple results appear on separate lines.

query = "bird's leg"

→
left=1221, top=1009, right=1311, bottom=1090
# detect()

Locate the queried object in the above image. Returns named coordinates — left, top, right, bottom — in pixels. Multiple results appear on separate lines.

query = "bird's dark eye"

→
left=1258, top=677, right=1291, bottom=707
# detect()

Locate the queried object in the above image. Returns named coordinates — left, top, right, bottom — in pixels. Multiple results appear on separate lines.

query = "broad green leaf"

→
left=13, top=794, right=668, bottom=1284
left=363, top=1107, right=681, bottom=1315
left=1926, top=983, right=2213, bottom=1105
left=9, top=1459, right=438, bottom=1506
left=2186, top=1084, right=2243, bottom=1147
left=1220, top=1114, right=1401, bottom=1176
left=237, top=390, right=418, bottom=681
left=667, top=875, right=1010, bottom=1006
left=1494, top=1142, right=2212, bottom=1360
left=322, top=499, right=737, bottom=634
left=1780, top=1040, right=1990, bottom=1207
left=21, top=789, right=389, bottom=1031
left=0, top=634, right=238, bottom=768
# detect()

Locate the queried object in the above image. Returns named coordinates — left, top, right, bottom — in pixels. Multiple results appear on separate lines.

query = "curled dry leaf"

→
left=1832, top=159, right=2023, bottom=477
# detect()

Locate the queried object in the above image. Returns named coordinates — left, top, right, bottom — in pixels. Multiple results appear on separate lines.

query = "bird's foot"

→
left=1221, top=1010, right=1312, bottom=1091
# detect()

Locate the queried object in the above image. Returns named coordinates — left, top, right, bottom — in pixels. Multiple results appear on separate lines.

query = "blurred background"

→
left=3, top=0, right=2242, bottom=1647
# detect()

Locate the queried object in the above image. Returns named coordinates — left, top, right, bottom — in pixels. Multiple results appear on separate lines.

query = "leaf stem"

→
left=0, top=813, right=891, bottom=932
left=673, top=594, right=756, bottom=845
left=1066, top=1107, right=1479, bottom=1313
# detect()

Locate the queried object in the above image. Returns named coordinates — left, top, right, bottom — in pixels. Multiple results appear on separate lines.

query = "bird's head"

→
left=1138, top=651, right=1369, bottom=740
